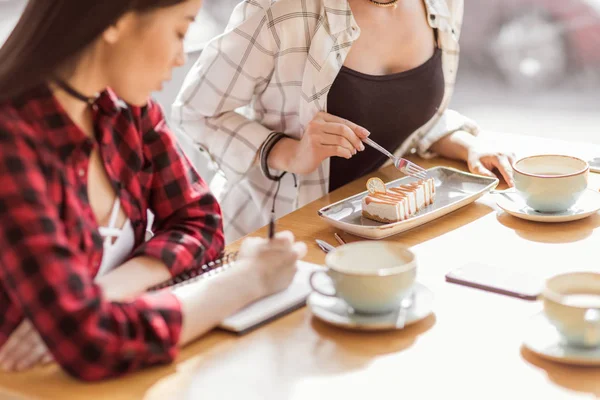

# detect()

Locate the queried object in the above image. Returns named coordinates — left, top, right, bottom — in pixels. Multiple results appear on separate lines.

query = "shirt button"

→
left=78, top=168, right=85, bottom=177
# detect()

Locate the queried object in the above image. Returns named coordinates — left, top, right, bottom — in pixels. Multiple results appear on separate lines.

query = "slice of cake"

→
left=362, top=177, right=435, bottom=223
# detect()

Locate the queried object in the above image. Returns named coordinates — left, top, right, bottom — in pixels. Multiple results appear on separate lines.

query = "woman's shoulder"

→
left=0, top=92, right=45, bottom=151
left=229, top=0, right=325, bottom=28
left=239, top=0, right=324, bottom=14
left=224, top=0, right=327, bottom=49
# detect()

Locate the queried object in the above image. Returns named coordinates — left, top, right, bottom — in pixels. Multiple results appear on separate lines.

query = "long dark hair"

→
left=0, top=0, right=186, bottom=101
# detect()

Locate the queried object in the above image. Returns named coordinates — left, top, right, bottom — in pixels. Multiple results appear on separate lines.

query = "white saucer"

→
left=496, top=188, right=600, bottom=223
left=523, top=312, right=600, bottom=366
left=307, top=283, right=433, bottom=331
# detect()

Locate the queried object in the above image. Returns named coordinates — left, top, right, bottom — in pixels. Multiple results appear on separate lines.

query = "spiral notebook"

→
left=149, top=253, right=322, bottom=335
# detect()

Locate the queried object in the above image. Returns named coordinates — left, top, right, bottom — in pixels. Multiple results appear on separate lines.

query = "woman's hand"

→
left=467, top=146, right=516, bottom=187
left=238, top=230, right=307, bottom=298
left=268, top=112, right=370, bottom=175
left=0, top=321, right=53, bottom=372
left=430, top=131, right=516, bottom=187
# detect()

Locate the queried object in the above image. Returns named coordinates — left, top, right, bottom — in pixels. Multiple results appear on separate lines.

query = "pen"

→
left=268, top=214, right=275, bottom=239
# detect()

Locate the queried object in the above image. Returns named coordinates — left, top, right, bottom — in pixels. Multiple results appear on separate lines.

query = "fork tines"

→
left=406, top=162, right=428, bottom=180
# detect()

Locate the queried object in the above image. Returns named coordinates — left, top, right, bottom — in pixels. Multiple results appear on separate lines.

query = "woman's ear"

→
left=102, top=25, right=120, bottom=44
left=101, top=13, right=135, bottom=45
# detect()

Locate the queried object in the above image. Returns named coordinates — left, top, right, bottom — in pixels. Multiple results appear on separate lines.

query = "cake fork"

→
left=363, top=137, right=428, bottom=180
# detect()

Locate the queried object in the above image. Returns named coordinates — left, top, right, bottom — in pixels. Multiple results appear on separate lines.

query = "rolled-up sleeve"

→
left=131, top=100, right=225, bottom=277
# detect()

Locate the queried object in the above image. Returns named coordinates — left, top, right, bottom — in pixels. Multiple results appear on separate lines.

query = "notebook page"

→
left=219, top=261, right=322, bottom=334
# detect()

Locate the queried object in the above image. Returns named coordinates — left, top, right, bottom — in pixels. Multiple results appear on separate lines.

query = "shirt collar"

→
left=95, top=88, right=122, bottom=118
left=322, top=0, right=356, bottom=36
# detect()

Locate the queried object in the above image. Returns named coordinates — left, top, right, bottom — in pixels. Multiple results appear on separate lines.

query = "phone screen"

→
left=445, top=263, right=542, bottom=301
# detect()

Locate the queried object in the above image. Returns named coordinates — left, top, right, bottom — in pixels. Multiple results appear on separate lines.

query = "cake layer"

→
left=362, top=178, right=435, bottom=223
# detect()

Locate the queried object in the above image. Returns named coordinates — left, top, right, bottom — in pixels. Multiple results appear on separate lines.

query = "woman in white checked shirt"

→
left=173, top=0, right=515, bottom=241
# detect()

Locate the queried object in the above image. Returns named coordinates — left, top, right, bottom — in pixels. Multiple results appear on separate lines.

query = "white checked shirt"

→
left=172, top=0, right=479, bottom=241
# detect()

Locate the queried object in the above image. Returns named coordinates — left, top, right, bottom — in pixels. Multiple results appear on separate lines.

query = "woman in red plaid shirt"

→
left=0, top=0, right=306, bottom=381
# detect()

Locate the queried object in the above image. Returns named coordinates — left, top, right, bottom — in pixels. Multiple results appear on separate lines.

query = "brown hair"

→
left=0, top=0, right=187, bottom=101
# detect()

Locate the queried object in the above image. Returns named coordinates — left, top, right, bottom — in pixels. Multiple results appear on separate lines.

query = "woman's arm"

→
left=175, top=232, right=306, bottom=345
left=0, top=131, right=184, bottom=381
left=430, top=130, right=515, bottom=186
left=171, top=1, right=278, bottom=182
left=130, top=100, right=225, bottom=279
left=0, top=233, right=306, bottom=373
left=94, top=256, right=171, bottom=300
left=0, top=124, right=306, bottom=379
left=428, top=128, right=473, bottom=161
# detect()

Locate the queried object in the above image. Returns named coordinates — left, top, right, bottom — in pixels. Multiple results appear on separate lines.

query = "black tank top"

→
left=327, top=46, right=444, bottom=192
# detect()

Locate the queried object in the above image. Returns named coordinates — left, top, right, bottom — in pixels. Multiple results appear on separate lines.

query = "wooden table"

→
left=2, top=133, right=600, bottom=399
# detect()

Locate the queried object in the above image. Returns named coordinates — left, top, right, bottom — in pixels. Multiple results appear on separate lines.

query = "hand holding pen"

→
left=233, top=214, right=307, bottom=297
left=266, top=214, right=306, bottom=263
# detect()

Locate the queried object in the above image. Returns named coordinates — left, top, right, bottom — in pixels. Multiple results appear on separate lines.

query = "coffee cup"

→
left=542, top=272, right=600, bottom=348
left=309, top=241, right=416, bottom=314
left=513, top=154, right=588, bottom=213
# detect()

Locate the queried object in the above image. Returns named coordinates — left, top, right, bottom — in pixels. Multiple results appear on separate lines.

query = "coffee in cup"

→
left=513, top=155, right=589, bottom=213
left=542, top=272, right=600, bottom=348
left=309, top=241, right=416, bottom=314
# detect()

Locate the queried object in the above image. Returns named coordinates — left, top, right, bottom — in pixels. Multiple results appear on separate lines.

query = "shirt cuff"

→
left=137, top=290, right=183, bottom=361
left=132, top=233, right=201, bottom=277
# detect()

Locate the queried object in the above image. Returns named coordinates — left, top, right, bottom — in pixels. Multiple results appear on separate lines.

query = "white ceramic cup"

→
left=309, top=241, right=416, bottom=314
left=513, top=154, right=589, bottom=213
left=542, top=272, right=600, bottom=348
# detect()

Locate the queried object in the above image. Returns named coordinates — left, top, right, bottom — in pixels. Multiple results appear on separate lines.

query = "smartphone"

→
left=589, top=158, right=600, bottom=173
left=445, top=263, right=542, bottom=301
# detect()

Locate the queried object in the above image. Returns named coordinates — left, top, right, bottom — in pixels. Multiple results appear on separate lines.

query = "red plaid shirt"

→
left=0, top=86, right=224, bottom=381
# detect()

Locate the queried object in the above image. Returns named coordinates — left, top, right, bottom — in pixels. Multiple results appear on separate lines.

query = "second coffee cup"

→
left=543, top=272, right=600, bottom=348
left=310, top=241, right=416, bottom=314
left=513, top=154, right=589, bottom=213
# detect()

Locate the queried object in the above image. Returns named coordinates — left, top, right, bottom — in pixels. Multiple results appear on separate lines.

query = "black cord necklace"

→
left=53, top=79, right=99, bottom=106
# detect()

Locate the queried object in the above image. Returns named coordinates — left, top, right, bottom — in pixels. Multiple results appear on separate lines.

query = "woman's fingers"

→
left=0, top=321, right=48, bottom=372
left=14, top=342, right=47, bottom=372
left=317, top=112, right=370, bottom=139
left=40, top=353, right=54, bottom=365
left=273, top=230, right=295, bottom=243
left=0, top=321, right=32, bottom=370
left=322, top=122, right=365, bottom=152
left=492, top=156, right=515, bottom=187
left=269, top=231, right=295, bottom=250
left=323, top=144, right=354, bottom=160
left=292, top=241, right=308, bottom=259
left=469, top=159, right=496, bottom=178
left=319, top=132, right=356, bottom=154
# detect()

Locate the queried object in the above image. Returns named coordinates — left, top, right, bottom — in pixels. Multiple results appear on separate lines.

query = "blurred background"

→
left=1, top=0, right=598, bottom=145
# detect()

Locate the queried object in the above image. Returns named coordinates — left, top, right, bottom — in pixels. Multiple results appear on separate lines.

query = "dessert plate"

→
left=317, top=167, right=498, bottom=239
left=496, top=189, right=600, bottom=223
